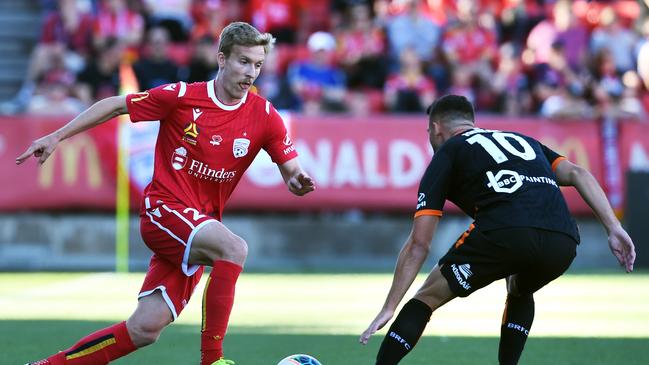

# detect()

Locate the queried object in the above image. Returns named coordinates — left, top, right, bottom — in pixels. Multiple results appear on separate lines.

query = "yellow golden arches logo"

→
left=38, top=134, right=103, bottom=189
left=183, top=122, right=199, bottom=138
left=130, top=91, right=149, bottom=102
left=541, top=137, right=590, bottom=171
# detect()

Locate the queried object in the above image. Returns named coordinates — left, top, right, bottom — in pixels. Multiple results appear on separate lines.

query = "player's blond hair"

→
left=218, top=22, right=275, bottom=57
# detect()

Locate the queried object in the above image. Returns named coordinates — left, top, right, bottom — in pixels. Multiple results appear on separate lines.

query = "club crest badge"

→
left=233, top=138, right=250, bottom=158
left=171, top=146, right=188, bottom=170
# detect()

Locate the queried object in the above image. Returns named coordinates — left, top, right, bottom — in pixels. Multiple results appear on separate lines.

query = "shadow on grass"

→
left=4, top=320, right=647, bottom=365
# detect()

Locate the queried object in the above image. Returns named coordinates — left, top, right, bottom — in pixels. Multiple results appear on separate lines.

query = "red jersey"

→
left=126, top=80, right=298, bottom=219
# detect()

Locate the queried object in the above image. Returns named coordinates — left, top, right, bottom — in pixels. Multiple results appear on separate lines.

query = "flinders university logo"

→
left=172, top=147, right=188, bottom=170
left=233, top=138, right=250, bottom=158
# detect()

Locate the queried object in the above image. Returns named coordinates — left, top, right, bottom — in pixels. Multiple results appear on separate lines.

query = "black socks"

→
left=376, top=299, right=433, bottom=365
left=499, top=293, right=535, bottom=365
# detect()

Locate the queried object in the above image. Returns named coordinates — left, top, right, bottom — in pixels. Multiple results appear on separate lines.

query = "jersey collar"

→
left=207, top=78, right=248, bottom=111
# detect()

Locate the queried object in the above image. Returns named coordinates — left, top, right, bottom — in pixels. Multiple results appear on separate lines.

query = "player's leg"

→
left=188, top=220, right=247, bottom=365
left=29, top=293, right=170, bottom=365
left=498, top=275, right=535, bottom=365
left=498, top=230, right=577, bottom=365
left=374, top=265, right=456, bottom=365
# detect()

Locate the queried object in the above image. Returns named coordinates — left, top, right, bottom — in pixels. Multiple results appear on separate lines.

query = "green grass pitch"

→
left=1, top=272, right=648, bottom=364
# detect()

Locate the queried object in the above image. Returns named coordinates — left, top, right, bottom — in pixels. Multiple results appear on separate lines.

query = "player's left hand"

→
left=359, top=309, right=394, bottom=345
left=287, top=172, right=315, bottom=196
left=608, top=225, right=636, bottom=273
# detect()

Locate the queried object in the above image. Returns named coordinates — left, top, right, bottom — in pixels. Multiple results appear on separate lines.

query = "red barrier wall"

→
left=1, top=114, right=635, bottom=215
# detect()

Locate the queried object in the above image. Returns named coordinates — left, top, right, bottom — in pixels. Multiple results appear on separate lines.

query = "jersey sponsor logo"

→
left=210, top=135, right=222, bottom=146
left=486, top=169, right=523, bottom=193
left=188, top=159, right=237, bottom=182
left=233, top=138, right=250, bottom=158
left=486, top=169, right=559, bottom=194
left=416, top=193, right=426, bottom=209
left=183, top=122, right=199, bottom=145
left=450, top=263, right=472, bottom=290
left=192, top=108, right=203, bottom=121
left=163, top=83, right=177, bottom=91
left=172, top=147, right=188, bottom=170
left=130, top=91, right=149, bottom=102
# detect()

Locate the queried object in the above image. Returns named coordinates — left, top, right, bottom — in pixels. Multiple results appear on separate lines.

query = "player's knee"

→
left=127, top=317, right=168, bottom=347
left=219, top=234, right=247, bottom=264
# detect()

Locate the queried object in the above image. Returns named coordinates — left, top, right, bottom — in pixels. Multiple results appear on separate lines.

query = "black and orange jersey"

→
left=416, top=127, right=579, bottom=242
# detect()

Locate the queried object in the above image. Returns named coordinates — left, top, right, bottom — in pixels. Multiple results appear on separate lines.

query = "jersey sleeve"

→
left=263, top=103, right=298, bottom=164
left=415, top=146, right=454, bottom=218
left=126, top=82, right=183, bottom=123
left=539, top=143, right=567, bottom=172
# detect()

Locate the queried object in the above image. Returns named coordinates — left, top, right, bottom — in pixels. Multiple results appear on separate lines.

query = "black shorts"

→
left=439, top=225, right=577, bottom=297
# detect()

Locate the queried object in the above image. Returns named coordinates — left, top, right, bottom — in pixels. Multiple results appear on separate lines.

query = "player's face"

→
left=218, top=44, right=266, bottom=101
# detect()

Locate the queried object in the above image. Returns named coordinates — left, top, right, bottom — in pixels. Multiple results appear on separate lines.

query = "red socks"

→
left=200, top=260, right=243, bottom=365
left=47, top=321, right=136, bottom=365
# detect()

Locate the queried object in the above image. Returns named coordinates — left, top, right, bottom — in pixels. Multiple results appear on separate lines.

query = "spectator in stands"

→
left=534, top=41, right=592, bottom=119
left=74, top=37, right=125, bottom=105
left=589, top=48, right=644, bottom=119
left=184, top=35, right=219, bottom=84
left=0, top=0, right=93, bottom=115
left=246, top=0, right=307, bottom=44
left=255, top=45, right=299, bottom=110
left=637, top=18, right=649, bottom=115
left=590, top=6, right=638, bottom=74
left=384, top=0, right=441, bottom=67
left=287, top=31, right=347, bottom=115
left=492, top=42, right=531, bottom=116
left=26, top=52, right=84, bottom=115
left=190, top=0, right=230, bottom=42
left=384, top=47, right=436, bottom=113
left=141, top=0, right=194, bottom=42
left=94, top=0, right=145, bottom=53
left=133, top=27, right=181, bottom=90
left=525, top=0, right=589, bottom=72
left=441, top=0, right=498, bottom=100
left=336, top=0, right=387, bottom=90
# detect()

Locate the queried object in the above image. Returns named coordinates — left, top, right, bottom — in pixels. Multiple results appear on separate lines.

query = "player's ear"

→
left=217, top=52, right=227, bottom=68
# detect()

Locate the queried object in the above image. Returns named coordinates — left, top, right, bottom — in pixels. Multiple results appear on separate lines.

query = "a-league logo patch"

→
left=233, top=138, right=250, bottom=158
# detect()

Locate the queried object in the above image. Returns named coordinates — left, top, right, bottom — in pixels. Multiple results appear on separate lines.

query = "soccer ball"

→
left=277, top=354, right=322, bottom=365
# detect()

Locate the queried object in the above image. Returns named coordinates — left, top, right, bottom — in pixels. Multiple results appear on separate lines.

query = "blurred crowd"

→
left=1, top=0, right=649, bottom=120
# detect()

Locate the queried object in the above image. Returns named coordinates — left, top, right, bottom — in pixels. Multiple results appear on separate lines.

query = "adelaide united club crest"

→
left=233, top=138, right=250, bottom=158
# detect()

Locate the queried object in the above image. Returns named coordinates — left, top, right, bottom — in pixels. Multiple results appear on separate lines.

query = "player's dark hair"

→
left=426, top=95, right=475, bottom=125
left=218, top=22, right=276, bottom=57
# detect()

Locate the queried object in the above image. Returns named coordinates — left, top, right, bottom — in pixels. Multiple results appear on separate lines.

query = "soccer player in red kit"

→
left=16, top=22, right=314, bottom=365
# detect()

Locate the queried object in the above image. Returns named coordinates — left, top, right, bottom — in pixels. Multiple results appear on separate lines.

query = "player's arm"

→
left=16, top=96, right=128, bottom=165
left=277, top=158, right=315, bottom=196
left=554, top=159, right=635, bottom=272
left=360, top=215, right=438, bottom=344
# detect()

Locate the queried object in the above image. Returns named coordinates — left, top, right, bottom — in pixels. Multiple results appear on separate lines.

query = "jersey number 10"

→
left=466, top=132, right=536, bottom=163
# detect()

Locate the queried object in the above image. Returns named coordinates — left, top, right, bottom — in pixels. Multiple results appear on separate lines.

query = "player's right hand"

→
left=608, top=226, right=636, bottom=273
left=359, top=309, right=394, bottom=345
left=16, top=134, right=60, bottom=165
